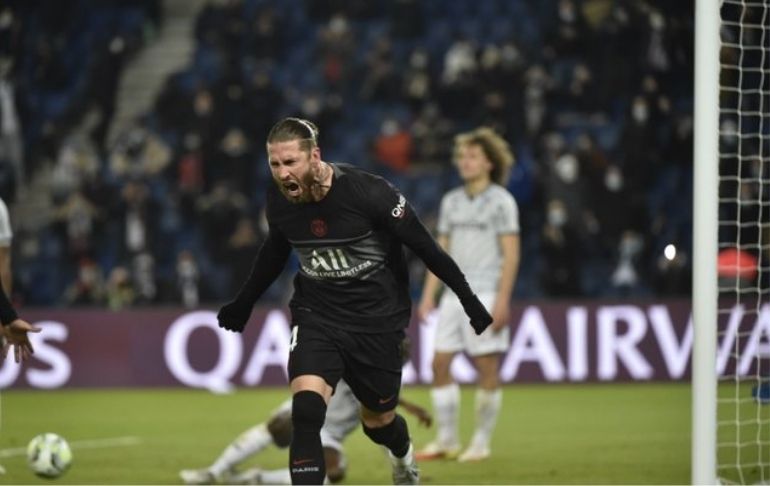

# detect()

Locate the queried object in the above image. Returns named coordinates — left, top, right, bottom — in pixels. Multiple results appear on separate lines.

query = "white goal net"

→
left=716, top=0, right=770, bottom=483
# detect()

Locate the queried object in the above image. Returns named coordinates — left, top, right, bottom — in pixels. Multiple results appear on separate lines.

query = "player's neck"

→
left=464, top=177, right=491, bottom=197
left=309, top=161, right=334, bottom=202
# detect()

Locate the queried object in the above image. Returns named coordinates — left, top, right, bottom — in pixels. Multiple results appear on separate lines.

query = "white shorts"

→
left=319, top=380, right=359, bottom=452
left=434, top=292, right=510, bottom=357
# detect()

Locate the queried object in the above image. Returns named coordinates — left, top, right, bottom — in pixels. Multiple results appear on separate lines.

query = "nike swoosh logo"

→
left=292, top=459, right=314, bottom=466
left=379, top=395, right=396, bottom=404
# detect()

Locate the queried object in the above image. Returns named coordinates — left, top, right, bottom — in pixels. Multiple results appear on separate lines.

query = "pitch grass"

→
left=0, top=384, right=689, bottom=484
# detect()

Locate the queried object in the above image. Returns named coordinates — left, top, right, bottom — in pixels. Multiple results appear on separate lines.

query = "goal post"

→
left=692, top=0, right=720, bottom=483
left=697, top=0, right=770, bottom=484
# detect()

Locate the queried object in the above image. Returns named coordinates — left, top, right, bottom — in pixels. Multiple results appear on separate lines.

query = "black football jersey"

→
left=266, top=163, right=414, bottom=332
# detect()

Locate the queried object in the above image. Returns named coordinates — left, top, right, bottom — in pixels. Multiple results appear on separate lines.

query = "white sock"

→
left=390, top=443, right=415, bottom=467
left=470, top=388, right=502, bottom=450
left=258, top=468, right=293, bottom=484
left=209, top=423, right=273, bottom=477
left=431, top=383, right=460, bottom=448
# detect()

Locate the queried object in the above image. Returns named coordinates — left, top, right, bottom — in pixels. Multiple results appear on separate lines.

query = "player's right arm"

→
left=417, top=234, right=449, bottom=322
left=218, top=226, right=291, bottom=332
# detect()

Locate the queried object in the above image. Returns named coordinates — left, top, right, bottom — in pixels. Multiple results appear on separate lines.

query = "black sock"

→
left=362, top=413, right=411, bottom=458
left=290, top=391, right=327, bottom=484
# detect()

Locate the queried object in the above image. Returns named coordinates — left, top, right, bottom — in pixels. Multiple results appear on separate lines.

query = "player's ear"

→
left=310, top=146, right=321, bottom=164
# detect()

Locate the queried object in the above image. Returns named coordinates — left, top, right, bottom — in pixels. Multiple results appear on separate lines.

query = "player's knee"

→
left=362, top=413, right=405, bottom=445
left=475, top=355, right=501, bottom=388
left=292, top=391, right=327, bottom=432
left=432, top=356, right=453, bottom=384
left=360, top=407, right=395, bottom=429
left=267, top=409, right=293, bottom=448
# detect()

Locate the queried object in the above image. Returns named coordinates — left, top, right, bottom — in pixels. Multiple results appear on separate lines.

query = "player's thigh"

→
left=340, top=329, right=405, bottom=413
left=288, top=323, right=345, bottom=393
left=462, top=293, right=511, bottom=357
left=434, top=293, right=466, bottom=354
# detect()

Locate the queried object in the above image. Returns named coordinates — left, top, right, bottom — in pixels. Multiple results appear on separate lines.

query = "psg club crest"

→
left=310, top=218, right=328, bottom=237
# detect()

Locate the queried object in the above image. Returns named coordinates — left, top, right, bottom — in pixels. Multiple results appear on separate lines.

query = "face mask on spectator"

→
left=554, top=154, right=578, bottom=183
left=548, top=206, right=567, bottom=227
left=632, top=101, right=649, bottom=123
left=605, top=167, right=624, bottom=192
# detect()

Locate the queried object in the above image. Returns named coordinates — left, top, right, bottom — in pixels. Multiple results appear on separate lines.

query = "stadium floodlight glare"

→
left=695, top=0, right=769, bottom=484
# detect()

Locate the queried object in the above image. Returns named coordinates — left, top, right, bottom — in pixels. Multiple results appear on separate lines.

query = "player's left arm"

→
left=492, top=233, right=519, bottom=333
left=364, top=176, right=492, bottom=334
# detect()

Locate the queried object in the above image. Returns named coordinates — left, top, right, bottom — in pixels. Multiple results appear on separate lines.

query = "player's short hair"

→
left=453, top=127, right=515, bottom=185
left=267, top=117, right=319, bottom=153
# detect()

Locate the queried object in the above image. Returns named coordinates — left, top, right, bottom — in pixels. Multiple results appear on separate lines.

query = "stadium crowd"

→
left=0, top=0, right=719, bottom=307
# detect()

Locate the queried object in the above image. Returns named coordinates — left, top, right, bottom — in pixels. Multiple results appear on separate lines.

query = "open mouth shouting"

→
left=283, top=181, right=302, bottom=198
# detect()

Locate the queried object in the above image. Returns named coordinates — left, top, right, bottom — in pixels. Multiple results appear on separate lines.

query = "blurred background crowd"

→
left=0, top=0, right=755, bottom=309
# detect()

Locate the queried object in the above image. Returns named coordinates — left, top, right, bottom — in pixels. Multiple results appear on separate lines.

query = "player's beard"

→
left=276, top=164, right=325, bottom=204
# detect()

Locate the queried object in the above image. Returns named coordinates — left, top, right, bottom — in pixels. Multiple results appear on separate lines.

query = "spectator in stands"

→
left=374, top=118, right=412, bottom=173
left=198, top=181, right=248, bottom=263
left=176, top=249, right=200, bottom=309
left=106, top=265, right=135, bottom=310
left=540, top=199, right=581, bottom=296
left=317, top=13, right=355, bottom=89
left=117, top=180, right=157, bottom=259
left=609, top=231, right=647, bottom=296
left=64, top=258, right=105, bottom=306
left=110, top=122, right=171, bottom=179
left=360, top=36, right=400, bottom=102
left=54, top=190, right=99, bottom=260
left=411, top=104, right=454, bottom=168
left=246, top=6, right=283, bottom=61
left=402, top=47, right=432, bottom=113
left=87, top=35, right=128, bottom=154
left=132, top=251, right=157, bottom=304
left=0, top=56, right=23, bottom=197
left=226, top=216, right=263, bottom=296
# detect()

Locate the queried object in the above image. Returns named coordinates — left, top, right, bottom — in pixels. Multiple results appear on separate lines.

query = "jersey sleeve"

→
left=361, top=175, right=475, bottom=302
left=0, top=199, right=12, bottom=247
left=233, top=224, right=292, bottom=305
left=492, top=192, right=520, bottom=235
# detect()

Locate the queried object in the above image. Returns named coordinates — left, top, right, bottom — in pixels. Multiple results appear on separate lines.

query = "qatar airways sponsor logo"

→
left=4, top=303, right=770, bottom=389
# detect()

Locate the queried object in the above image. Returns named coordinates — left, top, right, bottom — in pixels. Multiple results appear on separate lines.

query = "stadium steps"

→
left=108, top=0, right=206, bottom=145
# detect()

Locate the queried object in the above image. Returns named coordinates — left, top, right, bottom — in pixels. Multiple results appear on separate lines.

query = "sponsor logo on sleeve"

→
left=391, top=195, right=407, bottom=219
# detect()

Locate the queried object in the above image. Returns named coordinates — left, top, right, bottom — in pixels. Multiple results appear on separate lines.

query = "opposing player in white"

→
left=180, top=380, right=431, bottom=484
left=0, top=197, right=9, bottom=476
left=416, top=127, right=519, bottom=463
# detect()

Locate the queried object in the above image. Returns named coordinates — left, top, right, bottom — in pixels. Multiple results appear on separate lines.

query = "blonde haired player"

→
left=416, top=127, right=519, bottom=462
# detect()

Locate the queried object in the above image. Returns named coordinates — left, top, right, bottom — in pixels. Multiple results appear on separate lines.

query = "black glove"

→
left=217, top=298, right=254, bottom=333
left=461, top=294, right=493, bottom=335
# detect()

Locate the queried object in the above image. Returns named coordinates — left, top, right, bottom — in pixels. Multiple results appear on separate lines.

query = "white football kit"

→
left=434, top=184, right=519, bottom=356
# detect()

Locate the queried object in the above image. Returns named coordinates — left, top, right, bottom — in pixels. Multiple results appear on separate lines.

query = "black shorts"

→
left=288, top=322, right=405, bottom=413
